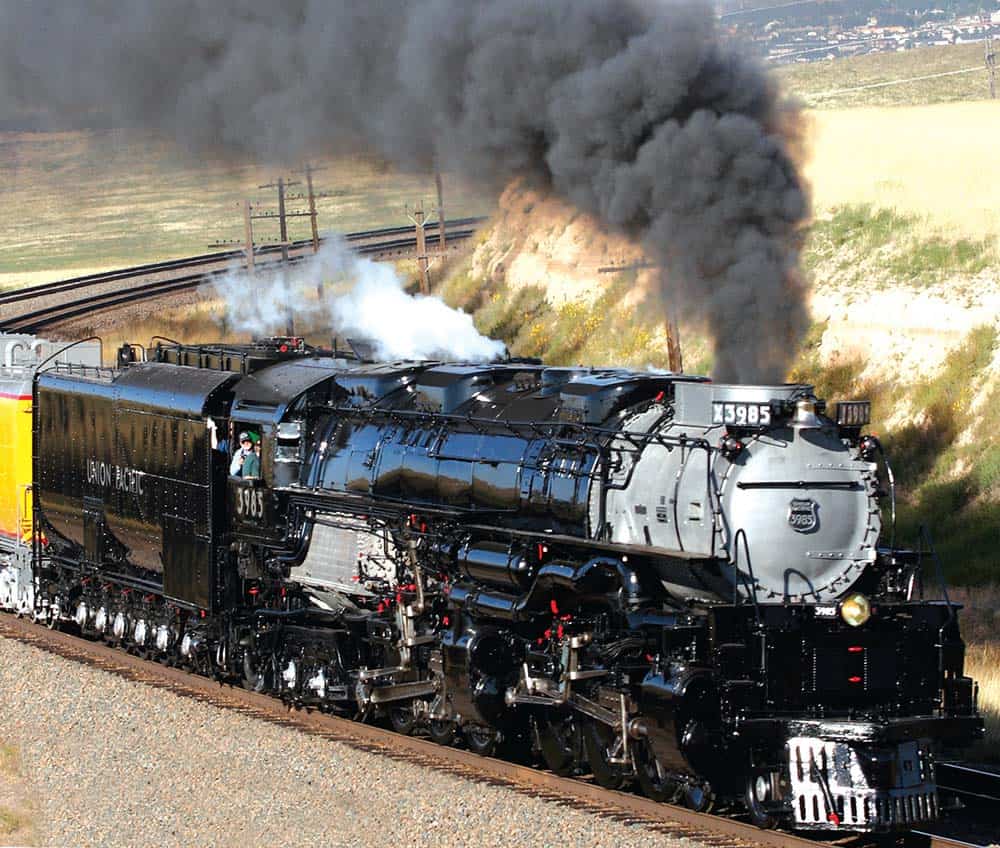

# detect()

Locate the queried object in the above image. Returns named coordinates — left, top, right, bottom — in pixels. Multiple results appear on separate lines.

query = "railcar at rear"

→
left=15, top=337, right=983, bottom=834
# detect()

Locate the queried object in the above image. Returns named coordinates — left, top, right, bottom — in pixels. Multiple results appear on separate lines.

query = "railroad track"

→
left=937, top=762, right=1000, bottom=806
left=3, top=229, right=475, bottom=334
left=0, top=613, right=985, bottom=848
left=0, top=218, right=482, bottom=333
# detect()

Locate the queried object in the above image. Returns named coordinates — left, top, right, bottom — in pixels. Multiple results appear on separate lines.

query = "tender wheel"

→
left=582, top=720, right=628, bottom=790
left=745, top=771, right=779, bottom=829
left=633, top=739, right=681, bottom=803
left=464, top=725, right=500, bottom=757
left=427, top=719, right=458, bottom=746
left=388, top=703, right=418, bottom=735
left=538, top=715, right=582, bottom=777
left=682, top=781, right=715, bottom=813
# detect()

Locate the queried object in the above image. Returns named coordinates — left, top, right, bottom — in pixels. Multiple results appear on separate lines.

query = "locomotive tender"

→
left=0, top=333, right=983, bottom=833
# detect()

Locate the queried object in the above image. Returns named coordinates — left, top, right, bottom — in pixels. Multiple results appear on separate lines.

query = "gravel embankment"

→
left=0, top=636, right=704, bottom=848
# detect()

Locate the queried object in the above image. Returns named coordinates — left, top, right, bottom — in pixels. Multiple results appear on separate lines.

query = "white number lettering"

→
left=714, top=401, right=773, bottom=428
left=236, top=488, right=265, bottom=519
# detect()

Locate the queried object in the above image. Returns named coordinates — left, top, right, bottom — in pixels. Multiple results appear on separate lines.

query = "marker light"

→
left=840, top=593, right=871, bottom=628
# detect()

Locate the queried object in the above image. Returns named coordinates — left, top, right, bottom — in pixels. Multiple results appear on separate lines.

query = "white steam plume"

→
left=206, top=237, right=506, bottom=363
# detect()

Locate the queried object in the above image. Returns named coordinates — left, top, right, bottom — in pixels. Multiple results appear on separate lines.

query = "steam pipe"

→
left=271, top=510, right=315, bottom=566
left=448, top=556, right=644, bottom=622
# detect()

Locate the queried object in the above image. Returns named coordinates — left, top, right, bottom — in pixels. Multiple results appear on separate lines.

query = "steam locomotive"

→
left=0, top=333, right=983, bottom=833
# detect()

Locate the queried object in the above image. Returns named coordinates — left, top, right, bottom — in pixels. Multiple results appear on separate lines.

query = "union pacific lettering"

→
left=86, top=460, right=145, bottom=495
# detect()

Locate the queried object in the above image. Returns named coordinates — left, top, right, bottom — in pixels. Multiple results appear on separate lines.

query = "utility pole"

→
left=407, top=201, right=431, bottom=294
left=278, top=177, right=293, bottom=335
left=258, top=176, right=303, bottom=260
left=302, top=163, right=326, bottom=299
left=207, top=200, right=257, bottom=272
left=259, top=176, right=304, bottom=336
left=277, top=176, right=289, bottom=264
left=665, top=314, right=683, bottom=374
left=303, top=163, right=325, bottom=254
left=243, top=198, right=255, bottom=272
left=984, top=15, right=997, bottom=99
left=596, top=259, right=683, bottom=371
left=289, top=162, right=333, bottom=298
left=435, top=170, right=446, bottom=253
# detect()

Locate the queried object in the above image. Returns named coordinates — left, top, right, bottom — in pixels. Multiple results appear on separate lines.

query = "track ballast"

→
left=0, top=613, right=987, bottom=848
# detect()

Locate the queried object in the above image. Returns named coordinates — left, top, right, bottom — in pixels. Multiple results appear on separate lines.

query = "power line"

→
left=719, top=0, right=829, bottom=20
left=805, top=65, right=983, bottom=98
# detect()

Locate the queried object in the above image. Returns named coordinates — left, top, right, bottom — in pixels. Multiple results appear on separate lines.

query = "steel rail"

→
left=0, top=614, right=986, bottom=848
left=936, top=762, right=1000, bottom=804
left=3, top=229, right=475, bottom=333
left=0, top=217, right=484, bottom=307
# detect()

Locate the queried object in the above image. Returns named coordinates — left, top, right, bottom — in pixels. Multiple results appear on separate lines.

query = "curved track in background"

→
left=0, top=218, right=482, bottom=333
left=0, top=614, right=990, bottom=848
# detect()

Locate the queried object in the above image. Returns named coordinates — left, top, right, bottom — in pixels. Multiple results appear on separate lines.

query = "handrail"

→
left=32, top=336, right=103, bottom=373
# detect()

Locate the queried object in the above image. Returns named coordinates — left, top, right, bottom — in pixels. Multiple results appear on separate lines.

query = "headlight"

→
left=840, top=593, right=871, bottom=627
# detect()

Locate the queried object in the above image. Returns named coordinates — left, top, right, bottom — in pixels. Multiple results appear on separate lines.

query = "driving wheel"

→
left=633, top=738, right=681, bottom=803
left=538, top=715, right=582, bottom=777
left=582, top=720, right=628, bottom=790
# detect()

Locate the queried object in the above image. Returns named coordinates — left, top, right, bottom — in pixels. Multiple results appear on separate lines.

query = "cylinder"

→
left=456, top=541, right=534, bottom=589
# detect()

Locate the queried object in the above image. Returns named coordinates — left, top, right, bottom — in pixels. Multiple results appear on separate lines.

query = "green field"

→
left=775, top=41, right=995, bottom=108
left=0, top=130, right=493, bottom=286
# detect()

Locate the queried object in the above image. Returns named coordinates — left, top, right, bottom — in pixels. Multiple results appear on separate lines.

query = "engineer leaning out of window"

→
left=229, top=431, right=260, bottom=478
left=206, top=418, right=260, bottom=479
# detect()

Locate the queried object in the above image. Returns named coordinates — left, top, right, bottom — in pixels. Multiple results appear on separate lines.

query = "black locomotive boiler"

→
left=20, top=337, right=983, bottom=833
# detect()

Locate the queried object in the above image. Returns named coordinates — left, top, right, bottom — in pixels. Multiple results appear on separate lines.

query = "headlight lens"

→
left=840, top=593, right=871, bottom=627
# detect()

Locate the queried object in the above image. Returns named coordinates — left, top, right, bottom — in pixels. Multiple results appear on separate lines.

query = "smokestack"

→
left=0, top=0, right=809, bottom=382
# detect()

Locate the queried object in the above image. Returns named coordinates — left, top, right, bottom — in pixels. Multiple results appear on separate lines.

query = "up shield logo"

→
left=787, top=498, right=819, bottom=533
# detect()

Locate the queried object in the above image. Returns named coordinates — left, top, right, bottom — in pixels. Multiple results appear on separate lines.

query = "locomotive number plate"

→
left=712, top=401, right=771, bottom=427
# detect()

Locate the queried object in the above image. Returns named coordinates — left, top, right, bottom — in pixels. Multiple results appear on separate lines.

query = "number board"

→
left=712, top=401, right=772, bottom=428
left=835, top=401, right=871, bottom=427
left=233, top=483, right=267, bottom=525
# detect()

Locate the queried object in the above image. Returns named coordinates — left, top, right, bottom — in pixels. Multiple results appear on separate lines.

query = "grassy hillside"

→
left=0, top=130, right=491, bottom=287
left=776, top=42, right=995, bottom=108
left=805, top=202, right=997, bottom=287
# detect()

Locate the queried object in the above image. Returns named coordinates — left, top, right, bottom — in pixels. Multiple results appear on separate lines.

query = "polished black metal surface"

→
left=18, top=339, right=983, bottom=835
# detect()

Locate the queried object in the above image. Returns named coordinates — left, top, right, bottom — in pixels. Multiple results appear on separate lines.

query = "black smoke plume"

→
left=0, top=0, right=809, bottom=382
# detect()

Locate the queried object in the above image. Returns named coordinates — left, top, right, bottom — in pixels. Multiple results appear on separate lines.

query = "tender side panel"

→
left=0, top=386, right=33, bottom=546
left=35, top=374, right=118, bottom=558
left=36, top=365, right=234, bottom=610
